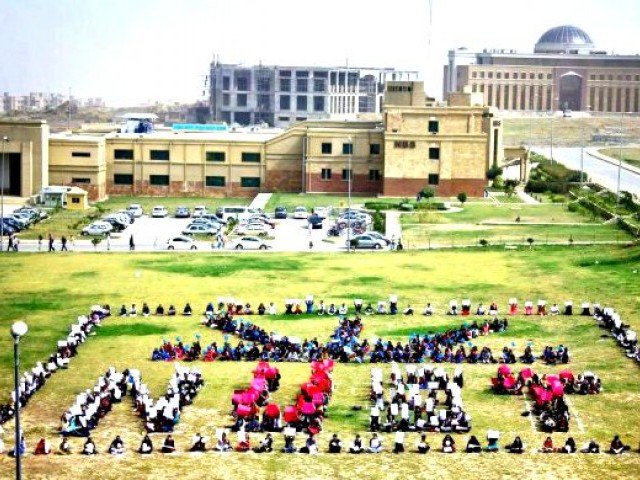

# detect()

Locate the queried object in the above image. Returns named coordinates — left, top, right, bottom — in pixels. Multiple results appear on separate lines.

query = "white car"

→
left=81, top=221, right=113, bottom=236
left=183, top=223, right=218, bottom=235
left=166, top=235, right=198, bottom=250
left=151, top=206, right=168, bottom=218
left=127, top=204, right=143, bottom=217
left=236, top=222, right=269, bottom=235
left=231, top=236, right=270, bottom=250
left=193, top=206, right=207, bottom=218
left=293, top=206, right=308, bottom=219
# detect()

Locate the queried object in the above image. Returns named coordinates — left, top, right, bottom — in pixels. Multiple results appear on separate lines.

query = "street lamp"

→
left=1, top=136, right=9, bottom=251
left=11, top=320, right=28, bottom=480
left=616, top=112, right=626, bottom=206
left=347, top=136, right=352, bottom=253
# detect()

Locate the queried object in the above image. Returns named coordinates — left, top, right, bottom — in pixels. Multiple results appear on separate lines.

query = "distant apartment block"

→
left=210, top=61, right=419, bottom=127
left=2, top=92, right=105, bottom=113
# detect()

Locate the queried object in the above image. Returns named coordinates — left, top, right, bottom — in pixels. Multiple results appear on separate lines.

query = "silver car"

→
left=347, top=233, right=386, bottom=250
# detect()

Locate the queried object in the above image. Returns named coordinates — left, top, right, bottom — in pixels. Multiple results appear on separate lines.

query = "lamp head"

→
left=11, top=321, right=28, bottom=339
left=2, top=136, right=8, bottom=142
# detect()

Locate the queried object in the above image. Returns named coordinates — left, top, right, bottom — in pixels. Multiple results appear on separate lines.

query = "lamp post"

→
left=347, top=136, right=352, bottom=253
left=11, top=320, right=28, bottom=480
left=616, top=112, right=625, bottom=206
left=1, top=136, right=9, bottom=251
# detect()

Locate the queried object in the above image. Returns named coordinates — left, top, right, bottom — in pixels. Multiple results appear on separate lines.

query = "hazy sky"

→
left=1, top=0, right=639, bottom=106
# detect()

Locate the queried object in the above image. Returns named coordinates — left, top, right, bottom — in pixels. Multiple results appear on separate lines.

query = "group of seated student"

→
left=0, top=306, right=109, bottom=426
left=130, top=365, right=203, bottom=433
left=119, top=303, right=192, bottom=317
left=151, top=337, right=203, bottom=362
left=369, top=319, right=507, bottom=364
left=370, top=364, right=469, bottom=435
left=498, top=345, right=570, bottom=365
left=206, top=301, right=278, bottom=317
left=61, top=367, right=128, bottom=437
left=594, top=305, right=640, bottom=364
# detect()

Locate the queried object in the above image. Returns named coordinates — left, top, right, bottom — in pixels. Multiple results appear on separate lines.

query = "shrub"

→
left=415, top=202, right=446, bottom=211
left=479, top=239, right=489, bottom=247
left=457, top=192, right=467, bottom=205
left=364, top=201, right=396, bottom=211
left=493, top=175, right=504, bottom=189
left=373, top=211, right=385, bottom=233
left=567, top=201, right=580, bottom=213
left=487, top=165, right=503, bottom=180
left=421, top=187, right=435, bottom=201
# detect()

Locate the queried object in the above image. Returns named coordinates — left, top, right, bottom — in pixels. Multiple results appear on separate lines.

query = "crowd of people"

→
left=594, top=305, right=639, bottom=364
left=370, top=364, right=470, bottom=434
left=230, top=361, right=281, bottom=433
left=0, top=305, right=109, bottom=425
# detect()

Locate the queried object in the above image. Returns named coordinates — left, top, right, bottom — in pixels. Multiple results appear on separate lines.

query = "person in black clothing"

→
left=254, top=433, right=273, bottom=453
left=139, top=434, right=153, bottom=454
left=161, top=435, right=175, bottom=453
left=561, top=437, right=577, bottom=453
left=189, top=433, right=207, bottom=452
left=142, top=303, right=150, bottom=317
left=167, top=305, right=176, bottom=316
left=505, top=436, right=525, bottom=453
left=129, top=235, right=135, bottom=251
left=328, top=434, right=342, bottom=453
left=465, top=435, right=482, bottom=453
left=416, top=433, right=430, bottom=454
left=48, top=234, right=55, bottom=252
left=581, top=439, right=600, bottom=454
left=61, top=236, right=68, bottom=251
left=349, top=434, right=364, bottom=454
left=183, top=303, right=192, bottom=316
left=155, top=304, right=165, bottom=316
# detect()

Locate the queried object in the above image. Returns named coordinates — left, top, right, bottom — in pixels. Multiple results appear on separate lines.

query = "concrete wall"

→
left=49, top=137, right=106, bottom=200
left=0, top=120, right=49, bottom=197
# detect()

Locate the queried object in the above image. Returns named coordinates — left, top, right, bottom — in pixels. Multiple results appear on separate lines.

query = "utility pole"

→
left=616, top=112, right=624, bottom=206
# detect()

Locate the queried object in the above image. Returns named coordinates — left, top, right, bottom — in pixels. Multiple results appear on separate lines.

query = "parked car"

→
left=115, top=209, right=135, bottom=223
left=274, top=206, right=288, bottom=219
left=101, top=217, right=127, bottom=232
left=151, top=206, right=168, bottom=218
left=312, top=206, right=329, bottom=219
left=247, top=215, right=275, bottom=228
left=81, top=221, right=113, bottom=236
left=166, top=235, right=198, bottom=250
left=235, top=222, right=269, bottom=235
left=104, top=212, right=131, bottom=226
left=368, top=231, right=391, bottom=245
left=231, top=236, right=270, bottom=250
left=1, top=217, right=23, bottom=232
left=0, top=221, right=16, bottom=236
left=308, top=213, right=323, bottom=229
left=192, top=206, right=207, bottom=218
left=10, top=214, right=31, bottom=228
left=15, top=208, right=45, bottom=222
left=182, top=223, right=218, bottom=235
left=339, top=212, right=371, bottom=226
left=347, top=233, right=386, bottom=250
left=127, top=204, right=143, bottom=218
left=175, top=206, right=191, bottom=218
left=202, top=213, right=227, bottom=225
left=191, top=218, right=224, bottom=230
left=293, top=206, right=308, bottom=219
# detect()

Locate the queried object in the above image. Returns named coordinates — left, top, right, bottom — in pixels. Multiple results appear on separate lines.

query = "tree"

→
left=479, top=239, right=489, bottom=247
left=457, top=192, right=467, bottom=206
left=421, top=187, right=435, bottom=201
left=527, top=237, right=534, bottom=250
left=486, top=165, right=503, bottom=180
left=91, top=237, right=102, bottom=251
left=504, top=184, right=515, bottom=198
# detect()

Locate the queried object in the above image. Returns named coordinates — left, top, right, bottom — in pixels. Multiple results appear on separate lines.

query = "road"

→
left=533, top=146, right=640, bottom=196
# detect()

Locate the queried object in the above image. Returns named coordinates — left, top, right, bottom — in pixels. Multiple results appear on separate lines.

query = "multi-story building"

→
left=444, top=25, right=640, bottom=113
left=1, top=81, right=505, bottom=200
left=210, top=61, right=419, bottom=128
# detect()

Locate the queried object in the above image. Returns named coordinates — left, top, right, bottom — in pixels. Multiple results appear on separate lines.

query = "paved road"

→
left=533, top=146, right=640, bottom=196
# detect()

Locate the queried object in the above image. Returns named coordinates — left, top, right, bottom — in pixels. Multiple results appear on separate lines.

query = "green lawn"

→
left=264, top=193, right=381, bottom=212
left=599, top=148, right=640, bottom=169
left=0, top=247, right=639, bottom=478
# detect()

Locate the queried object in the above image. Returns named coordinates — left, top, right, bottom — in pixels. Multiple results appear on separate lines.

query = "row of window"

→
left=392, top=141, right=441, bottom=159
left=320, top=143, right=381, bottom=155
left=113, top=149, right=261, bottom=163
left=590, top=74, right=640, bottom=82
left=471, top=71, right=553, bottom=80
left=320, top=169, right=381, bottom=181
left=113, top=174, right=260, bottom=188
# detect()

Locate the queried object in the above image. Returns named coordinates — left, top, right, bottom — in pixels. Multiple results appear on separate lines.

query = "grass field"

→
left=264, top=193, right=381, bottom=212
left=599, top=148, right=640, bottom=169
left=0, top=246, right=639, bottom=479
left=400, top=202, right=632, bottom=248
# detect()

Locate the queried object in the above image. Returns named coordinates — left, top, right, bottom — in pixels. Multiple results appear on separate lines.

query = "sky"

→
left=1, top=0, right=639, bottom=106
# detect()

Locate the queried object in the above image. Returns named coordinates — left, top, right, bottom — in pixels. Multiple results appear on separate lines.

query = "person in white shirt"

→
left=393, top=431, right=405, bottom=453
left=268, top=303, right=277, bottom=315
left=368, top=433, right=383, bottom=453
left=422, top=303, right=434, bottom=315
left=349, top=434, right=364, bottom=454
left=338, top=303, right=348, bottom=316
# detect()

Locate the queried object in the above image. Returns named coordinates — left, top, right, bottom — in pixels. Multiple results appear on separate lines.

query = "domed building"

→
left=444, top=25, right=640, bottom=113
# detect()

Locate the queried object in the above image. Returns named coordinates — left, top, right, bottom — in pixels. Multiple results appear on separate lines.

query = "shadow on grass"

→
left=97, top=323, right=171, bottom=337
left=134, top=256, right=305, bottom=278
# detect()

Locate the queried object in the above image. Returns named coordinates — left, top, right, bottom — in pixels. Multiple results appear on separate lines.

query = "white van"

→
left=220, top=205, right=256, bottom=222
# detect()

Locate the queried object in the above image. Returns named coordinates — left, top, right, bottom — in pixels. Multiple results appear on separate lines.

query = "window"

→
left=257, top=94, right=270, bottom=110
left=369, top=169, right=381, bottom=181
left=295, top=117, right=307, bottom=121
left=488, top=72, right=493, bottom=79
left=71, top=197, right=80, bottom=204
left=428, top=120, right=439, bottom=134
left=296, top=95, right=307, bottom=111
left=113, top=174, right=133, bottom=185
left=206, top=176, right=225, bottom=187
left=342, top=143, right=353, bottom=155
left=547, top=74, right=552, bottom=80
left=313, top=71, right=328, bottom=78
left=296, top=70, right=309, bottom=78
left=393, top=140, right=416, bottom=149
left=314, top=79, right=325, bottom=92
left=149, top=149, right=169, bottom=161
left=222, top=76, right=230, bottom=90
left=206, top=151, right=225, bottom=162
left=241, top=177, right=260, bottom=188
left=279, top=70, right=291, bottom=77
left=72, top=152, right=91, bottom=158
left=471, top=72, right=477, bottom=79
left=150, top=175, right=169, bottom=186
left=236, top=94, right=247, bottom=107
left=428, top=174, right=439, bottom=185
left=428, top=147, right=440, bottom=160
left=236, top=76, right=249, bottom=91
left=321, top=168, right=332, bottom=180
left=72, top=177, right=90, bottom=183
left=341, top=169, right=352, bottom=181
left=257, top=76, right=271, bottom=92
left=114, top=149, right=134, bottom=160
left=296, top=78, right=308, bottom=92
left=280, top=95, right=290, bottom=110
left=313, top=96, right=325, bottom=112
left=496, top=73, right=502, bottom=79
left=321, top=143, right=332, bottom=154
left=278, top=116, right=289, bottom=121
left=280, top=78, right=291, bottom=92
left=222, top=93, right=230, bottom=106
left=369, top=143, right=381, bottom=155
left=241, top=152, right=261, bottom=163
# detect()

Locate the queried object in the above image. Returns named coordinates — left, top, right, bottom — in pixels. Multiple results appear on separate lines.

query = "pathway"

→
left=516, top=188, right=540, bottom=205
left=385, top=210, right=402, bottom=241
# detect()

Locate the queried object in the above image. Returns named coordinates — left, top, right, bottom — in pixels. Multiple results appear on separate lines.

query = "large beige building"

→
left=445, top=25, right=640, bottom=113
left=3, top=81, right=504, bottom=201
left=0, top=120, right=49, bottom=197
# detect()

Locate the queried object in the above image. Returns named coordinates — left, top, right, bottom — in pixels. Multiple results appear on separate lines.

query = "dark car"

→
left=215, top=207, right=224, bottom=219
left=0, top=222, right=16, bottom=236
left=175, top=206, right=191, bottom=218
left=274, top=206, right=287, bottom=219
left=101, top=217, right=127, bottom=232
left=1, top=217, right=23, bottom=232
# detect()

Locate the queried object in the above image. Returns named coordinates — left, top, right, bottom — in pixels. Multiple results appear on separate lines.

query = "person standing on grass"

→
left=106, top=232, right=111, bottom=251
left=70, top=235, right=75, bottom=251
left=129, top=234, right=135, bottom=251
left=7, top=234, right=14, bottom=251
left=61, top=235, right=68, bottom=252
left=38, top=234, right=43, bottom=251
left=13, top=235, right=19, bottom=252
left=48, top=233, right=55, bottom=252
